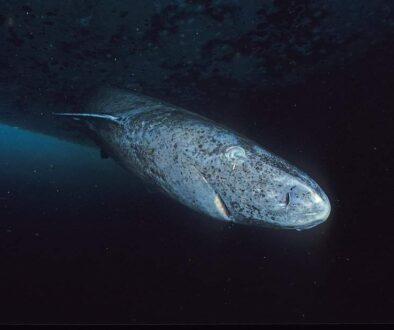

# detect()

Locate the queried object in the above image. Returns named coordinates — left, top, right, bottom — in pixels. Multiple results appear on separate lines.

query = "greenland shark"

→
left=54, top=87, right=330, bottom=230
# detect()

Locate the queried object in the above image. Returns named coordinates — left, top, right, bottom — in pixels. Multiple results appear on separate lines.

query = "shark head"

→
left=174, top=133, right=331, bottom=231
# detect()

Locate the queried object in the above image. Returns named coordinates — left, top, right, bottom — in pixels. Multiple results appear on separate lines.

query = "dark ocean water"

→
left=0, top=0, right=393, bottom=324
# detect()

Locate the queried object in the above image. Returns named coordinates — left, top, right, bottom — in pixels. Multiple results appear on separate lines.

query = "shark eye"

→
left=225, top=146, right=246, bottom=161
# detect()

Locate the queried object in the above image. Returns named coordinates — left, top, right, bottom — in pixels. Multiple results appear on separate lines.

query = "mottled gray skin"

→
left=59, top=88, right=330, bottom=230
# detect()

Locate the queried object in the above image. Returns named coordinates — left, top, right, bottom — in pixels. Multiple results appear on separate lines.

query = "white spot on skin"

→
left=225, top=146, right=246, bottom=161
left=225, top=146, right=247, bottom=172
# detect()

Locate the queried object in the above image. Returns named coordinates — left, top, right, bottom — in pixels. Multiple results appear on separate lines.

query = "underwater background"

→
left=0, top=0, right=393, bottom=324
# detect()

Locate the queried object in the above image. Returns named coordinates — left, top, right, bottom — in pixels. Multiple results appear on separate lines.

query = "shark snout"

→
left=297, top=186, right=331, bottom=230
left=312, top=190, right=331, bottom=222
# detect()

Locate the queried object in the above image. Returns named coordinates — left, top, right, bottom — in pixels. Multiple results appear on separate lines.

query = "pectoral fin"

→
left=164, top=162, right=232, bottom=222
left=53, top=112, right=120, bottom=123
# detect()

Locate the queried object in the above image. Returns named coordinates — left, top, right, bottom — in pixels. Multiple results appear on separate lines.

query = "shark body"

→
left=56, top=88, right=331, bottom=230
